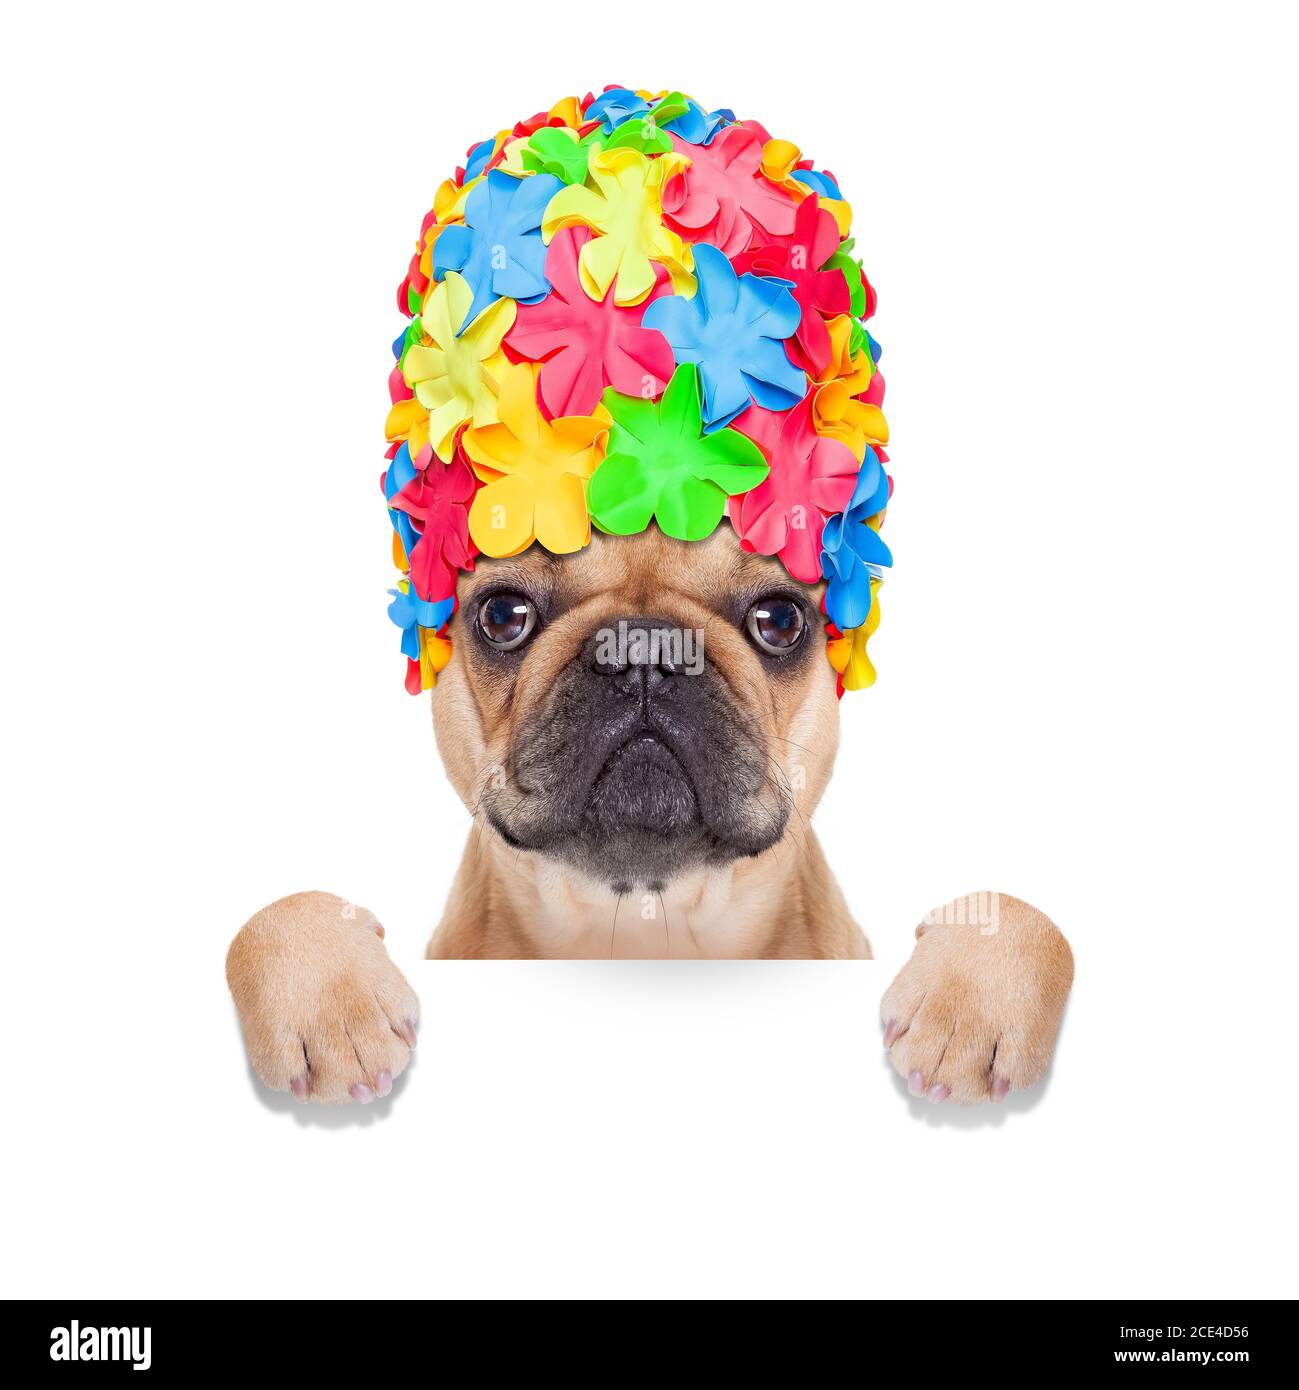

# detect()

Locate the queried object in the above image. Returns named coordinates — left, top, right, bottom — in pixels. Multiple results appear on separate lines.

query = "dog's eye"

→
left=478, top=593, right=537, bottom=651
left=746, top=597, right=806, bottom=655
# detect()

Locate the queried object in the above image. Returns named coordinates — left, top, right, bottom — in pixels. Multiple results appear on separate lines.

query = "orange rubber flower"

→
left=462, top=363, right=609, bottom=557
left=812, top=379, right=889, bottom=462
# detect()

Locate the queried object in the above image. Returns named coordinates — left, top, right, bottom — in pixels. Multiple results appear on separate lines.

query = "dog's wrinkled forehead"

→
left=458, top=526, right=803, bottom=617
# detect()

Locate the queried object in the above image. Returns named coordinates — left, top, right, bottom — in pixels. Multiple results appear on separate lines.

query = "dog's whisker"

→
left=609, top=892, right=624, bottom=960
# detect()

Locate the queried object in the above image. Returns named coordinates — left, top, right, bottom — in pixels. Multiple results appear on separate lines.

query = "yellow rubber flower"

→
left=462, top=362, right=609, bottom=557
left=542, top=145, right=694, bottom=305
left=826, top=579, right=883, bottom=690
left=416, top=624, right=453, bottom=691
left=813, top=379, right=889, bottom=462
left=496, top=134, right=541, bottom=177
left=433, top=174, right=478, bottom=224
left=384, top=394, right=431, bottom=462
left=400, top=272, right=515, bottom=461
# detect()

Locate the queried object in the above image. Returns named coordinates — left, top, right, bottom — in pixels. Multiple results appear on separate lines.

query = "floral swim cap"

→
left=383, top=86, right=892, bottom=697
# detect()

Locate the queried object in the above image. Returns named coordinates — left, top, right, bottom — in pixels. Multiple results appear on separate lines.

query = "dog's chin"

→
left=487, top=733, right=787, bottom=892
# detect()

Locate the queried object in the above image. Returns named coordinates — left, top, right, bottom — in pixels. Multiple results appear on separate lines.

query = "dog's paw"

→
left=227, top=891, right=421, bottom=1105
left=880, top=892, right=1073, bottom=1106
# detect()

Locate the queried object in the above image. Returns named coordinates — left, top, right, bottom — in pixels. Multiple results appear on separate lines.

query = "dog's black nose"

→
left=587, top=616, right=691, bottom=697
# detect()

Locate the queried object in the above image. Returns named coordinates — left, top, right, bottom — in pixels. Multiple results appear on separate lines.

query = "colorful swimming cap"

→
left=383, top=87, right=891, bottom=697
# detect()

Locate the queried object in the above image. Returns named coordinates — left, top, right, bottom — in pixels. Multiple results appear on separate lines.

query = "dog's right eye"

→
left=477, top=592, right=537, bottom=651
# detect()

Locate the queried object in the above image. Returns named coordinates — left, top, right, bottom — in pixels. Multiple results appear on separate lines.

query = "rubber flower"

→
left=382, top=441, right=423, bottom=567
left=793, top=167, right=843, bottom=201
left=820, top=235, right=876, bottom=323
left=388, top=580, right=455, bottom=660
left=732, top=195, right=849, bottom=377
left=505, top=227, right=675, bottom=418
left=642, top=244, right=807, bottom=431
left=825, top=580, right=882, bottom=693
left=387, top=443, right=479, bottom=601
left=807, top=314, right=869, bottom=387
left=541, top=145, right=694, bottom=306
left=431, top=169, right=562, bottom=329
left=820, top=455, right=893, bottom=629
left=461, top=362, right=608, bottom=557
left=661, top=125, right=797, bottom=256
left=462, top=136, right=498, bottom=183
left=660, top=96, right=734, bottom=145
left=727, top=397, right=860, bottom=582
left=760, top=140, right=854, bottom=237
left=583, top=87, right=651, bottom=133
left=587, top=363, right=768, bottom=540
left=518, top=126, right=588, bottom=184
left=812, top=379, right=888, bottom=461
left=401, top=272, right=515, bottom=461
left=384, top=359, right=432, bottom=476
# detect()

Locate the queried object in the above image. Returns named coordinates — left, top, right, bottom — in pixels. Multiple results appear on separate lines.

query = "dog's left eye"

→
left=478, top=593, right=537, bottom=651
left=746, top=597, right=806, bottom=655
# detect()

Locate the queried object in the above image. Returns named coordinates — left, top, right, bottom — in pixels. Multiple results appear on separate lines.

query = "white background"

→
left=2, top=1, right=1296, bottom=1299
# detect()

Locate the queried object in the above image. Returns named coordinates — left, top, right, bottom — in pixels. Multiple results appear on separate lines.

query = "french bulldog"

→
left=227, top=526, right=1073, bottom=1105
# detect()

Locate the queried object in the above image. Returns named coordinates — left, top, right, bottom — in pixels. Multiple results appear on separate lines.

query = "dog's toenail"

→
left=927, top=1084, right=949, bottom=1104
left=401, top=1019, right=418, bottom=1048
left=883, top=1019, right=900, bottom=1047
left=990, top=1076, right=1010, bottom=1102
left=908, top=1069, right=925, bottom=1096
left=350, top=1084, right=375, bottom=1104
left=375, top=1070, right=393, bottom=1097
left=290, top=1076, right=309, bottom=1102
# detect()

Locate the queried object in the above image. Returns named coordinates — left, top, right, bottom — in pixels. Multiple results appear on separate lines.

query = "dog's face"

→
left=431, top=527, right=841, bottom=891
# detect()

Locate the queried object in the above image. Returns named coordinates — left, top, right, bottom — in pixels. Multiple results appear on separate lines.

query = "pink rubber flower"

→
left=732, top=194, right=850, bottom=378
left=505, top=227, right=675, bottom=418
left=661, top=125, right=797, bottom=257
left=387, top=442, right=479, bottom=601
left=727, top=395, right=860, bottom=582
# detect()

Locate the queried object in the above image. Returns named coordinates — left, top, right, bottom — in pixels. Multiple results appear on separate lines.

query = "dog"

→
left=227, top=526, right=1073, bottom=1105
left=227, top=86, right=1073, bottom=1106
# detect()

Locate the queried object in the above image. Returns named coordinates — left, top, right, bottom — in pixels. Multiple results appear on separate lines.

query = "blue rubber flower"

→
left=820, top=453, right=893, bottom=630
left=584, top=87, right=650, bottom=133
left=387, top=583, right=454, bottom=661
left=463, top=136, right=496, bottom=182
left=791, top=168, right=843, bottom=200
left=432, top=169, right=562, bottom=330
left=384, top=442, right=421, bottom=562
left=642, top=244, right=807, bottom=431
left=843, top=446, right=890, bottom=519
left=662, top=97, right=734, bottom=145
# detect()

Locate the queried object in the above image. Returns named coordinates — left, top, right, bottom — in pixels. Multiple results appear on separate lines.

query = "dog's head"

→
left=430, top=527, right=839, bottom=890
left=382, top=88, right=893, bottom=892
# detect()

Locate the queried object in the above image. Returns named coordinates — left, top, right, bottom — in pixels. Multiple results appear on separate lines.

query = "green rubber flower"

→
left=589, top=115, right=673, bottom=157
left=587, top=363, right=769, bottom=540
left=521, top=127, right=590, bottom=185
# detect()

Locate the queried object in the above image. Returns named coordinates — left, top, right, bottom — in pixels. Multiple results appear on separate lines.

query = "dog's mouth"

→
left=483, top=663, right=790, bottom=889
left=584, top=731, right=701, bottom=837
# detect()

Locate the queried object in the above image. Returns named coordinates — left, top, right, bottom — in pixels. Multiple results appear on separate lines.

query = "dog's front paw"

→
left=227, top=891, right=420, bottom=1105
left=880, top=892, right=1073, bottom=1105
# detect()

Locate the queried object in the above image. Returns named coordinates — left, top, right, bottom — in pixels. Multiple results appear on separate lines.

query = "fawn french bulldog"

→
left=227, top=527, right=1072, bottom=1105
